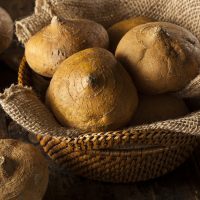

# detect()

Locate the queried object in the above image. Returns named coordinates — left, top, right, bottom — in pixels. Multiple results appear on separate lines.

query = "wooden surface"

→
left=0, top=64, right=200, bottom=200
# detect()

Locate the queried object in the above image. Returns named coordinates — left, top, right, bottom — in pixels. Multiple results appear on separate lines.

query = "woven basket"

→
left=14, top=56, right=198, bottom=183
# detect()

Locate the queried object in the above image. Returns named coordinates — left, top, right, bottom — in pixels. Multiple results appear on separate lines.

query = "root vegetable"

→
left=0, top=139, right=49, bottom=200
left=116, top=22, right=200, bottom=94
left=0, top=7, right=13, bottom=54
left=108, top=16, right=154, bottom=51
left=46, top=48, right=138, bottom=132
left=131, top=94, right=189, bottom=125
left=25, top=16, right=109, bottom=77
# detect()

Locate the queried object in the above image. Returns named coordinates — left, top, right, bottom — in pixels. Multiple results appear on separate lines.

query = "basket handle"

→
left=18, top=55, right=29, bottom=86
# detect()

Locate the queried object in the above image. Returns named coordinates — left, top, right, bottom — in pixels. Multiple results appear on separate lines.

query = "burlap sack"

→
left=16, top=0, right=200, bottom=44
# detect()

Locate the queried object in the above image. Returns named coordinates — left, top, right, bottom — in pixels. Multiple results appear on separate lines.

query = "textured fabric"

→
left=0, top=83, right=199, bottom=147
left=176, top=75, right=200, bottom=98
left=16, top=0, right=200, bottom=44
left=0, top=85, right=80, bottom=138
left=0, top=83, right=198, bottom=182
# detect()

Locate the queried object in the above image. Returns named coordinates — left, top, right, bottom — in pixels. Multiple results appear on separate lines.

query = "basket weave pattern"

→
left=0, top=60, right=194, bottom=182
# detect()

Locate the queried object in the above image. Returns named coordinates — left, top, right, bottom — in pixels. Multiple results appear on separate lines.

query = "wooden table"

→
left=0, top=64, right=200, bottom=200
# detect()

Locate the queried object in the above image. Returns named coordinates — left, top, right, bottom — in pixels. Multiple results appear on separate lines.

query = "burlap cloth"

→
left=16, top=0, right=200, bottom=44
left=1, top=0, right=200, bottom=145
left=0, top=73, right=199, bottom=146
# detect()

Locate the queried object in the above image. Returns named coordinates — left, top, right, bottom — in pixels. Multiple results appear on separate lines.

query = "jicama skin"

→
left=25, top=17, right=109, bottom=78
left=116, top=22, right=200, bottom=94
left=0, top=139, right=49, bottom=200
left=0, top=7, right=13, bottom=54
left=46, top=48, right=138, bottom=132
left=131, top=94, right=189, bottom=125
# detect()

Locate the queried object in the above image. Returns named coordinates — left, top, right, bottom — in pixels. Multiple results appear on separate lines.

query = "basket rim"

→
left=16, top=56, right=199, bottom=151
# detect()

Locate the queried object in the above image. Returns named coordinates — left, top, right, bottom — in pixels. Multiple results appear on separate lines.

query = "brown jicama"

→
left=131, top=94, right=189, bottom=125
left=25, top=16, right=109, bottom=77
left=116, top=22, right=200, bottom=94
left=0, top=7, right=13, bottom=54
left=108, top=16, right=155, bottom=51
left=0, top=139, right=49, bottom=200
left=46, top=47, right=138, bottom=132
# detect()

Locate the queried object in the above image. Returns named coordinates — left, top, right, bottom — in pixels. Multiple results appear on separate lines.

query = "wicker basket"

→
left=16, top=56, right=198, bottom=183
